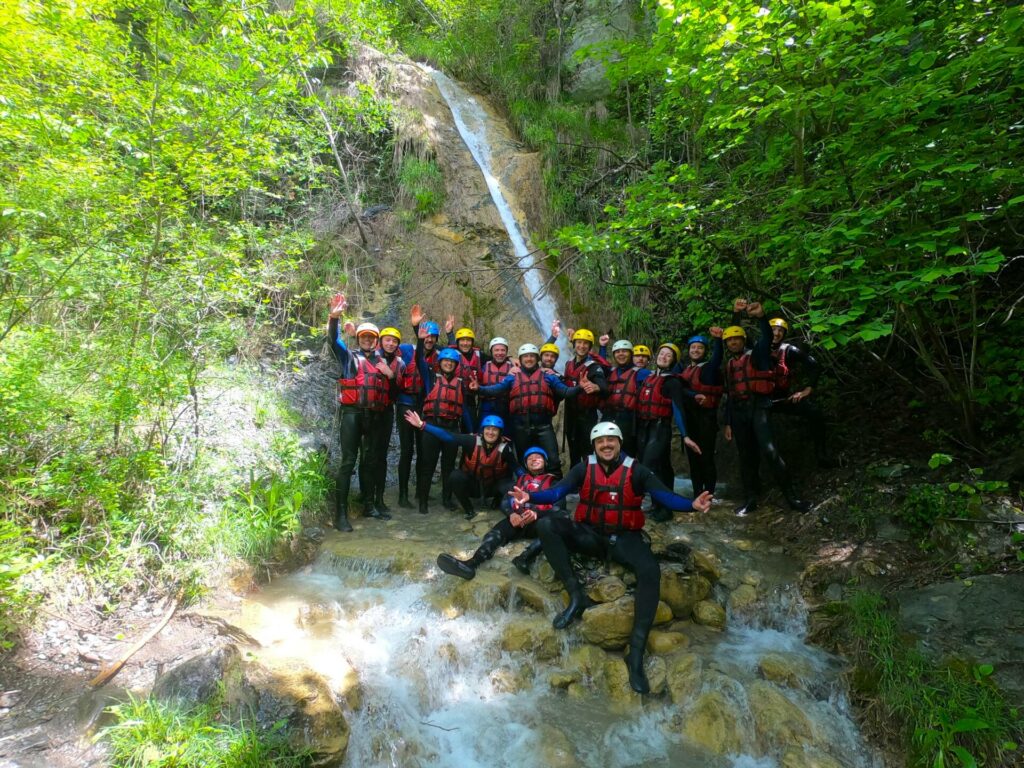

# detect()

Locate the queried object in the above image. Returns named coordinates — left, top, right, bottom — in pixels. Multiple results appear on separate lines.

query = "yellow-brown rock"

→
left=692, top=600, right=727, bottom=630
left=660, top=570, right=712, bottom=619
left=588, top=575, right=627, bottom=603
left=748, top=680, right=815, bottom=750
left=758, top=652, right=813, bottom=690
left=500, top=616, right=561, bottom=661
left=666, top=653, right=703, bottom=704
left=727, top=583, right=758, bottom=612
left=536, top=724, right=579, bottom=768
left=681, top=691, right=744, bottom=755
left=579, top=596, right=672, bottom=649
left=691, top=550, right=722, bottom=582
left=781, top=746, right=845, bottom=768
left=646, top=630, right=689, bottom=655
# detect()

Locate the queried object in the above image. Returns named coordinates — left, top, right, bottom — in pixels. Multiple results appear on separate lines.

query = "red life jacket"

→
left=564, top=356, right=605, bottom=410
left=449, top=346, right=482, bottom=382
left=480, top=359, right=513, bottom=396
left=679, top=364, right=724, bottom=410
left=338, top=352, right=390, bottom=411
left=509, top=368, right=556, bottom=416
left=574, top=455, right=645, bottom=532
left=378, top=353, right=405, bottom=407
left=423, top=373, right=464, bottom=423
left=727, top=352, right=775, bottom=400
left=461, top=435, right=512, bottom=483
left=773, top=344, right=792, bottom=395
left=604, top=366, right=640, bottom=412
left=515, top=473, right=556, bottom=513
left=401, top=348, right=437, bottom=397
left=636, top=372, right=675, bottom=421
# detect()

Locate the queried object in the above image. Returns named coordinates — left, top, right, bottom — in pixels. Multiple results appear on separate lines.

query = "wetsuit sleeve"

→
left=447, top=331, right=456, bottom=347
left=702, top=339, right=724, bottom=384
left=417, top=337, right=435, bottom=394
left=751, top=316, right=773, bottom=371
left=598, top=344, right=607, bottom=359
left=328, top=317, right=355, bottom=376
left=545, top=372, right=580, bottom=397
left=422, top=424, right=476, bottom=448
left=662, top=377, right=689, bottom=437
left=476, top=374, right=515, bottom=396
left=632, top=462, right=695, bottom=511
left=587, top=362, right=609, bottom=396
left=785, top=344, right=821, bottom=388
left=545, top=335, right=557, bottom=345
left=526, top=462, right=586, bottom=504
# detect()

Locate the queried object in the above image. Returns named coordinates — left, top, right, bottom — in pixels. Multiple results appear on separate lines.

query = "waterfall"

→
left=428, top=69, right=569, bottom=362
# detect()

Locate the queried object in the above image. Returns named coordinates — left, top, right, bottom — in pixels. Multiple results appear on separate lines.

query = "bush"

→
left=397, top=156, right=444, bottom=217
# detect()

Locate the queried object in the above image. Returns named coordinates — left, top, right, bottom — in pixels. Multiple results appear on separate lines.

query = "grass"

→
left=842, top=591, right=1022, bottom=768
left=397, top=156, right=444, bottom=218
left=103, top=695, right=311, bottom=768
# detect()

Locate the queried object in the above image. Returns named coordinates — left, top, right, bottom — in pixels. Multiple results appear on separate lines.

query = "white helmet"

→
left=355, top=322, right=380, bottom=338
left=517, top=343, right=540, bottom=357
left=489, top=337, right=510, bottom=351
left=590, top=421, right=623, bottom=442
left=611, top=339, right=634, bottom=353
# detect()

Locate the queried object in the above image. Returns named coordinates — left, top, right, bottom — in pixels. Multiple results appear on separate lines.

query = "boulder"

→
left=152, top=644, right=246, bottom=711
left=548, top=671, right=579, bottom=689
left=660, top=570, right=711, bottom=619
left=588, top=575, right=627, bottom=603
left=758, top=652, right=813, bottom=690
left=666, top=653, right=703, bottom=704
left=727, top=584, right=758, bottom=612
left=506, top=579, right=557, bottom=613
left=747, top=680, right=814, bottom=750
left=782, top=746, right=846, bottom=768
left=537, top=724, right=579, bottom=768
left=646, top=630, right=688, bottom=655
left=681, top=690, right=744, bottom=755
left=580, top=596, right=672, bottom=649
left=692, top=600, right=727, bottom=630
left=501, top=616, right=561, bottom=660
left=567, top=643, right=610, bottom=681
left=691, top=550, right=722, bottom=582
left=447, top=570, right=510, bottom=612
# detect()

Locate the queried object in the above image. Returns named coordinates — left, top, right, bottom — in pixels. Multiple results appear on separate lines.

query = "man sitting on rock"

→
left=508, top=422, right=712, bottom=694
left=434, top=446, right=564, bottom=580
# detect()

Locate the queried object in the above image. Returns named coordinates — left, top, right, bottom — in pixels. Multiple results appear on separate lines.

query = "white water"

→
left=429, top=69, right=570, bottom=362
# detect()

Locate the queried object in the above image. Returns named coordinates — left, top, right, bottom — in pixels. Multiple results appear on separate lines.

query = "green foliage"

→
left=844, top=591, right=1022, bottom=768
left=0, top=518, right=37, bottom=647
left=896, top=483, right=961, bottom=537
left=551, top=0, right=1024, bottom=441
left=103, top=694, right=310, bottom=768
left=398, top=156, right=445, bottom=217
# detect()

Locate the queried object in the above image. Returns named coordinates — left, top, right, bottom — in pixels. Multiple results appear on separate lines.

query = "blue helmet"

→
left=523, top=446, right=548, bottom=461
left=423, top=321, right=441, bottom=337
left=687, top=335, right=709, bottom=347
left=437, top=348, right=460, bottom=364
left=480, top=414, right=505, bottom=431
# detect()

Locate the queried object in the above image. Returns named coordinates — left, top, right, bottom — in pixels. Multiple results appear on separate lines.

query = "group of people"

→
left=327, top=293, right=831, bottom=692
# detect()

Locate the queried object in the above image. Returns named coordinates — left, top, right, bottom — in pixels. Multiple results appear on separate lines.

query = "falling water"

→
left=429, top=69, right=570, bottom=362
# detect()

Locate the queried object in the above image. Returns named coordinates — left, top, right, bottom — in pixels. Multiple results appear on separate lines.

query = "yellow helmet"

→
left=540, top=342, right=560, bottom=356
left=769, top=318, right=789, bottom=331
left=455, top=327, right=475, bottom=341
left=571, top=328, right=595, bottom=344
left=723, top=326, right=746, bottom=341
left=379, top=327, right=402, bottom=341
left=658, top=342, right=681, bottom=360
left=632, top=344, right=652, bottom=357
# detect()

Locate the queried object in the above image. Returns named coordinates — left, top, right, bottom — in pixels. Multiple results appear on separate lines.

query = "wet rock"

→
left=666, top=653, right=703, bottom=704
left=152, top=644, right=246, bottom=710
left=646, top=630, right=688, bottom=655
left=823, top=583, right=844, bottom=602
left=782, top=745, right=845, bottom=768
left=297, top=602, right=342, bottom=628
left=692, top=600, right=727, bottom=631
left=447, top=570, right=511, bottom=612
left=75, top=686, right=128, bottom=736
left=501, top=617, right=561, bottom=661
left=681, top=690, right=744, bottom=754
left=659, top=570, right=712, bottom=619
left=567, top=643, right=609, bottom=681
left=691, top=550, right=722, bottom=582
left=758, top=652, right=813, bottom=690
left=587, top=575, right=627, bottom=603
left=242, top=659, right=349, bottom=765
left=741, top=571, right=763, bottom=588
left=602, top=659, right=641, bottom=704
left=537, top=724, right=578, bottom=768
left=505, top=579, right=557, bottom=613
left=733, top=539, right=754, bottom=552
left=579, top=596, right=673, bottom=649
left=490, top=665, right=532, bottom=694
left=747, top=680, right=814, bottom=751
left=548, top=671, right=579, bottom=689
left=727, top=583, right=758, bottom=613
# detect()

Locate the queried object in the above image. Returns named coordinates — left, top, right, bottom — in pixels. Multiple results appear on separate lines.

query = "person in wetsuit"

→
left=678, top=332, right=725, bottom=497
left=509, top=422, right=713, bottom=694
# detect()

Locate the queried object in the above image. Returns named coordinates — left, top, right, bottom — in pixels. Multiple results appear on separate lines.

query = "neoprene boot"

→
left=437, top=553, right=477, bottom=580
left=333, top=504, right=353, bottom=533
left=553, top=587, right=594, bottom=630
left=418, top=496, right=429, bottom=515
left=625, top=641, right=650, bottom=694
left=461, top=502, right=477, bottom=520
left=369, top=493, right=392, bottom=520
left=736, top=499, right=758, bottom=517
left=398, top=490, right=413, bottom=509
left=512, top=540, right=543, bottom=575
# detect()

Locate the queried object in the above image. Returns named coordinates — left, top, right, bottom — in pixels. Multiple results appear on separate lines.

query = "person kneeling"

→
left=436, top=447, right=564, bottom=580
left=508, top=422, right=712, bottom=694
